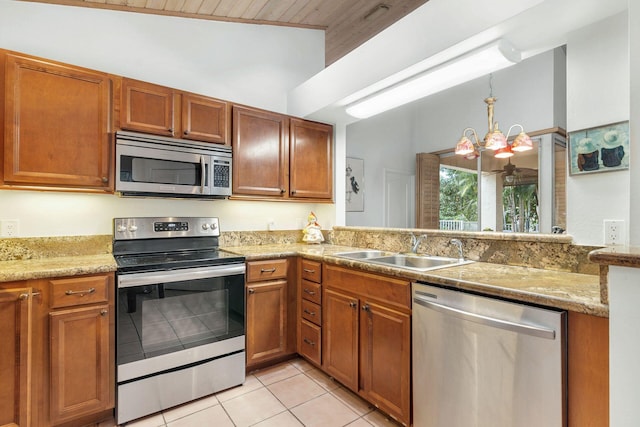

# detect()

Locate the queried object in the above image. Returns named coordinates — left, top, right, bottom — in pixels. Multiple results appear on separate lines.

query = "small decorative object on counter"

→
left=302, top=211, right=325, bottom=244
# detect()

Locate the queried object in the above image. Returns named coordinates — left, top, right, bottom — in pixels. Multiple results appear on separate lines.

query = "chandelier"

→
left=454, top=81, right=532, bottom=159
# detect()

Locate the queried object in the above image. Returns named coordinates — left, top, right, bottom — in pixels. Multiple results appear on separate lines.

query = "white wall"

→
left=0, top=1, right=324, bottom=113
left=345, top=49, right=561, bottom=227
left=566, top=12, right=630, bottom=246
left=0, top=1, right=336, bottom=237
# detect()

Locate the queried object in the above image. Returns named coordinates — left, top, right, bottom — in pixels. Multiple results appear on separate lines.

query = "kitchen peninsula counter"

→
left=224, top=243, right=607, bottom=317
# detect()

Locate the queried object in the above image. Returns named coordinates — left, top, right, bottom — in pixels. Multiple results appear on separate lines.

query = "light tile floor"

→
left=100, top=358, right=403, bottom=427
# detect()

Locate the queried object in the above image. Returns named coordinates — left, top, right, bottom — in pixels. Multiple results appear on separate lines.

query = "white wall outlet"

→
left=1, top=219, right=20, bottom=237
left=604, top=219, right=625, bottom=245
left=267, top=220, right=276, bottom=231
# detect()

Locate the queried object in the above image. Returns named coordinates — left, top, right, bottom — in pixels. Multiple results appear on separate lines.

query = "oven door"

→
left=116, top=141, right=213, bottom=196
left=116, top=264, right=245, bottom=382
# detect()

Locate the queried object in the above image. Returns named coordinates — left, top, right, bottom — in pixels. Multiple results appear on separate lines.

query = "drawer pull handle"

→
left=260, top=268, right=277, bottom=273
left=303, top=268, right=316, bottom=273
left=304, top=289, right=316, bottom=296
left=303, top=338, right=315, bottom=346
left=65, top=287, right=96, bottom=296
left=303, top=309, right=316, bottom=316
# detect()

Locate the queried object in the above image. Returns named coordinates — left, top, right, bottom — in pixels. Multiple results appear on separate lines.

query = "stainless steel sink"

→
left=370, top=254, right=463, bottom=270
left=333, top=250, right=392, bottom=259
left=334, top=251, right=472, bottom=272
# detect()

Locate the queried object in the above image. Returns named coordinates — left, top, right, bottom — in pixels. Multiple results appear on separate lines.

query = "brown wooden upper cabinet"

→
left=119, top=78, right=229, bottom=144
left=232, top=105, right=333, bottom=201
left=2, top=51, right=112, bottom=191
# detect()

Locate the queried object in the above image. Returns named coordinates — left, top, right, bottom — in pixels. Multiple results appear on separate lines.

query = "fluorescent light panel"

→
left=346, top=39, right=521, bottom=119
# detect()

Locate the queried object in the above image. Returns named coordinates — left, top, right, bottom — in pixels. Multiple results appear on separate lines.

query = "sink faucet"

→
left=450, top=239, right=464, bottom=262
left=410, top=233, right=427, bottom=254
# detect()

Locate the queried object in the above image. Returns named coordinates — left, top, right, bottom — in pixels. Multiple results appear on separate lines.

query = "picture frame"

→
left=568, top=121, right=629, bottom=175
left=346, top=157, right=364, bottom=211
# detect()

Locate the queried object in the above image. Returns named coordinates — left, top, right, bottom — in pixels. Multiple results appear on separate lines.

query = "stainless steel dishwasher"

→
left=412, top=282, right=566, bottom=427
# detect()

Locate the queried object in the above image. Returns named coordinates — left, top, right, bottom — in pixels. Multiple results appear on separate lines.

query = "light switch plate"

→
left=1, top=219, right=19, bottom=237
left=604, top=219, right=624, bottom=245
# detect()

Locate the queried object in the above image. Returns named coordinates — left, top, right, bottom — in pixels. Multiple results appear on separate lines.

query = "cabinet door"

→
left=246, top=280, right=287, bottom=366
left=232, top=106, right=289, bottom=197
left=323, top=288, right=359, bottom=391
left=49, top=304, right=111, bottom=425
left=4, top=53, right=112, bottom=189
left=121, top=78, right=176, bottom=137
left=182, top=93, right=229, bottom=144
left=289, top=118, right=333, bottom=200
left=360, top=300, right=411, bottom=425
left=0, top=288, right=31, bottom=427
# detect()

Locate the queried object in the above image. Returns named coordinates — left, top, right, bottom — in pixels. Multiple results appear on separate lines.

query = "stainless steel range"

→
left=113, top=217, right=246, bottom=425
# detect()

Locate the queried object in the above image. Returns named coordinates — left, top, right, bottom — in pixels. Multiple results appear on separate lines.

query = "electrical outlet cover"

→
left=604, top=219, right=625, bottom=245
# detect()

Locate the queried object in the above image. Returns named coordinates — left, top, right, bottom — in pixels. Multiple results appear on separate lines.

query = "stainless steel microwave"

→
left=115, top=131, right=232, bottom=199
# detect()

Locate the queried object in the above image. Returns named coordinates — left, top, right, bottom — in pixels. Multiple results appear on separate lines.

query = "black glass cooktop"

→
left=115, top=247, right=245, bottom=273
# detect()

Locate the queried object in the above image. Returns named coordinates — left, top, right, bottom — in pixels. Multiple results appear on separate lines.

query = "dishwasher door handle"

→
left=413, top=294, right=556, bottom=340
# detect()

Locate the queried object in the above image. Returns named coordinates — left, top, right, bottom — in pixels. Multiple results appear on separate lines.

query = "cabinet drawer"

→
left=299, top=319, right=321, bottom=366
left=301, top=260, right=322, bottom=283
left=301, top=280, right=321, bottom=305
left=301, top=299, right=322, bottom=326
left=50, top=275, right=110, bottom=309
left=246, top=259, right=288, bottom=282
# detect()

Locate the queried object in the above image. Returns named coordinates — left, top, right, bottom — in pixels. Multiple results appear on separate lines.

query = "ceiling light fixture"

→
left=454, top=76, right=532, bottom=159
left=345, top=39, right=521, bottom=119
left=364, top=4, right=390, bottom=21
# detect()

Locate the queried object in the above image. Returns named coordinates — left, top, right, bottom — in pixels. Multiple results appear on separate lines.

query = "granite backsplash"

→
left=0, top=226, right=601, bottom=275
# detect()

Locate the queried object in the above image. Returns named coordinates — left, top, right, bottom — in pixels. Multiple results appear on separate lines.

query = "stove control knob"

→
left=202, top=223, right=210, bottom=230
left=211, top=222, right=218, bottom=230
left=116, top=225, right=127, bottom=233
left=128, top=225, right=138, bottom=232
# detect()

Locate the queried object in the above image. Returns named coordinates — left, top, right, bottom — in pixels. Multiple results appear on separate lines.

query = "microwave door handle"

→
left=200, top=155, right=206, bottom=194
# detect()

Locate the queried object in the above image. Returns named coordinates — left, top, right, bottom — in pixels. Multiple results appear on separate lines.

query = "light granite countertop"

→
left=0, top=242, right=605, bottom=317
left=223, top=243, right=607, bottom=317
left=0, top=254, right=117, bottom=282
left=589, top=245, right=640, bottom=268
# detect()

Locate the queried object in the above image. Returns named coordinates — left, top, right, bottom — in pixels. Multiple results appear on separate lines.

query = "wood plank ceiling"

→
left=23, top=0, right=429, bottom=66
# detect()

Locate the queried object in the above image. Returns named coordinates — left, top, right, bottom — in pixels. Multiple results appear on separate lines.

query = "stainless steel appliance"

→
left=412, top=282, right=566, bottom=427
left=113, top=217, right=245, bottom=425
left=115, top=131, right=232, bottom=198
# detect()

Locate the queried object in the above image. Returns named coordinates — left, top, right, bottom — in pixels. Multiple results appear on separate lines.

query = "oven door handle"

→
left=200, top=155, right=206, bottom=194
left=117, top=264, right=246, bottom=288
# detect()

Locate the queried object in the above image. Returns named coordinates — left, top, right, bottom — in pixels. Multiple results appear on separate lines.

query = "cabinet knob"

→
left=280, top=188, right=286, bottom=194
left=101, top=177, right=108, bottom=183
left=248, top=288, right=255, bottom=294
left=18, top=293, right=29, bottom=301
left=349, top=301, right=357, bottom=308
left=362, top=304, right=370, bottom=312
left=168, top=128, right=174, bottom=134
left=184, top=130, right=190, bottom=135
left=291, top=190, right=296, bottom=195
left=100, top=309, right=108, bottom=316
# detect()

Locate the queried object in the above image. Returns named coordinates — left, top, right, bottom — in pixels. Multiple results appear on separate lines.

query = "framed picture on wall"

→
left=346, top=157, right=364, bottom=211
left=568, top=121, right=629, bottom=175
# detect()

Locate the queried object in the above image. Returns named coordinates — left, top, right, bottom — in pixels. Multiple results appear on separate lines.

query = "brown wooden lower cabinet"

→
left=322, top=264, right=412, bottom=426
left=49, top=304, right=111, bottom=425
left=0, top=286, right=32, bottom=427
left=245, top=258, right=297, bottom=370
left=246, top=279, right=288, bottom=365
left=568, top=311, right=609, bottom=427
left=0, top=273, right=115, bottom=427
